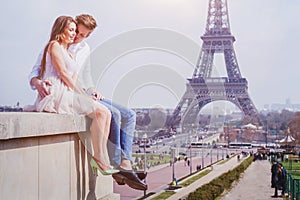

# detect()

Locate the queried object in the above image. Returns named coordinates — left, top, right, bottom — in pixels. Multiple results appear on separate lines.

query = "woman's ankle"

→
left=93, top=156, right=111, bottom=170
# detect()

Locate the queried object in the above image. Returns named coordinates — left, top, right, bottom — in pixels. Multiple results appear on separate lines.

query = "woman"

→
left=26, top=16, right=118, bottom=175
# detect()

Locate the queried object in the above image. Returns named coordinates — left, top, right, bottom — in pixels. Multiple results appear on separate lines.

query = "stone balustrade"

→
left=0, top=112, right=119, bottom=200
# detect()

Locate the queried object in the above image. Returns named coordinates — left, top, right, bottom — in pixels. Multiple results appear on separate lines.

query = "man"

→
left=28, top=14, right=147, bottom=191
left=278, top=163, right=287, bottom=197
left=271, top=161, right=279, bottom=198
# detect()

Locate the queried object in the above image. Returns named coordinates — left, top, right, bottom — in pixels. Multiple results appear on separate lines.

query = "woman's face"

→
left=62, top=22, right=76, bottom=44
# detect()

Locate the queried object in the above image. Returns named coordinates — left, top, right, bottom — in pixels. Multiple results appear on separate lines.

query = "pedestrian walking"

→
left=271, top=161, right=287, bottom=198
left=271, top=161, right=279, bottom=197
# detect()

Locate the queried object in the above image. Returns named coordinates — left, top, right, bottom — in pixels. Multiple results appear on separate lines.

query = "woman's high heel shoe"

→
left=90, top=157, right=119, bottom=176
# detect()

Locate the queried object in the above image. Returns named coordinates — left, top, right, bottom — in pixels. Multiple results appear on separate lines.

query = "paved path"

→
left=113, top=149, right=245, bottom=200
left=113, top=149, right=236, bottom=200
left=220, top=159, right=285, bottom=200
left=114, top=156, right=220, bottom=200
left=166, top=155, right=245, bottom=200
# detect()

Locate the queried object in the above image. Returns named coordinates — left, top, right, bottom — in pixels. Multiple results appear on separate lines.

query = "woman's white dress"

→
left=25, top=45, right=97, bottom=115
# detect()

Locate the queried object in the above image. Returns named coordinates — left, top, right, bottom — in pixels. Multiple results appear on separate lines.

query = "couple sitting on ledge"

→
left=24, top=14, right=147, bottom=191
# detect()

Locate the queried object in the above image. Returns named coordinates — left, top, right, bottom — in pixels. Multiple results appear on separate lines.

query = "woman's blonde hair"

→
left=38, top=16, right=76, bottom=79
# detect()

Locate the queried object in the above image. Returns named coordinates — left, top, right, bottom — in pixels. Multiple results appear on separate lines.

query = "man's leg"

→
left=101, top=99, right=136, bottom=165
left=273, top=186, right=278, bottom=197
left=100, top=99, right=147, bottom=190
left=281, top=181, right=286, bottom=196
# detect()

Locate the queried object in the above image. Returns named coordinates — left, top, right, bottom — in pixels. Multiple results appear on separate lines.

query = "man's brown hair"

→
left=75, top=14, right=97, bottom=30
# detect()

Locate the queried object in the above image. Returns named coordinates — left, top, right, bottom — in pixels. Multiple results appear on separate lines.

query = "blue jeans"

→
left=99, top=99, right=136, bottom=166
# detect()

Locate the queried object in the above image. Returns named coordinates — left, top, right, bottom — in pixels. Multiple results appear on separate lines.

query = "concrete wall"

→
left=0, top=112, right=119, bottom=200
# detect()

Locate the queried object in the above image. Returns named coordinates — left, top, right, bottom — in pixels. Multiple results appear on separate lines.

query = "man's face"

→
left=73, top=24, right=93, bottom=44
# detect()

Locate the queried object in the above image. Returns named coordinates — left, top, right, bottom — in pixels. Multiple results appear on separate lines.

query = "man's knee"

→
left=128, top=109, right=136, bottom=122
left=110, top=107, right=121, bottom=121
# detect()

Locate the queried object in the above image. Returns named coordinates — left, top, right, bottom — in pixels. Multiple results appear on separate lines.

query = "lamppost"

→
left=222, top=147, right=224, bottom=160
left=190, top=124, right=195, bottom=174
left=210, top=148, right=213, bottom=165
left=189, top=135, right=193, bottom=174
left=217, top=146, right=219, bottom=161
left=265, top=120, right=269, bottom=148
left=171, top=135, right=176, bottom=182
left=142, top=133, right=147, bottom=196
left=201, top=136, right=204, bottom=169
left=265, top=114, right=271, bottom=148
left=275, top=125, right=278, bottom=151
left=225, top=120, right=231, bottom=147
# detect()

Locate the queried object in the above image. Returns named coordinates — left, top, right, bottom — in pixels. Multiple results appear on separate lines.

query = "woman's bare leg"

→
left=88, top=105, right=112, bottom=170
left=98, top=106, right=112, bottom=167
left=103, top=110, right=112, bottom=165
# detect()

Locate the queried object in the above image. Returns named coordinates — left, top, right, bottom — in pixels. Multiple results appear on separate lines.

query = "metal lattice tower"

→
left=170, top=0, right=258, bottom=128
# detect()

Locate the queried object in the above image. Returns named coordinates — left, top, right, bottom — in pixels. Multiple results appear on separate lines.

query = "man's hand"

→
left=86, top=87, right=104, bottom=101
left=31, top=78, right=52, bottom=99
left=92, top=91, right=105, bottom=101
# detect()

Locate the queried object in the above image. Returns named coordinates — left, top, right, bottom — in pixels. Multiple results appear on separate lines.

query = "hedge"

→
left=186, top=156, right=254, bottom=200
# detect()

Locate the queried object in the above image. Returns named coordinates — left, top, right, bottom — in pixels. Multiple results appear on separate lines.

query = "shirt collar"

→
left=69, top=41, right=87, bottom=54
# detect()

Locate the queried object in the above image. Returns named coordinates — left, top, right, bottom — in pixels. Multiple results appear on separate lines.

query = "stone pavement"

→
left=165, top=155, right=245, bottom=200
left=165, top=158, right=286, bottom=200
left=113, top=149, right=246, bottom=200
left=220, top=159, right=285, bottom=200
left=114, top=156, right=220, bottom=200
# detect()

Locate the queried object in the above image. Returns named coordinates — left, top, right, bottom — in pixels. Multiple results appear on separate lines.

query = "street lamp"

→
left=217, top=146, right=219, bottom=161
left=189, top=124, right=195, bottom=174
left=210, top=148, right=213, bottom=165
left=171, top=135, right=176, bottom=183
left=225, top=120, right=231, bottom=147
left=266, top=120, right=269, bottom=148
left=201, top=135, right=204, bottom=170
left=142, top=133, right=147, bottom=196
left=222, top=147, right=224, bottom=160
left=172, top=134, right=176, bottom=144
left=189, top=135, right=193, bottom=174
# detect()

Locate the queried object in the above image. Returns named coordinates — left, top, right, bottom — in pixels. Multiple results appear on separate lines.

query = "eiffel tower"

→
left=169, top=0, right=258, bottom=129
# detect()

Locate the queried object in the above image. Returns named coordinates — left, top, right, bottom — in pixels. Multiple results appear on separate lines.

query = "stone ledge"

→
left=0, top=112, right=89, bottom=140
left=0, top=112, right=119, bottom=200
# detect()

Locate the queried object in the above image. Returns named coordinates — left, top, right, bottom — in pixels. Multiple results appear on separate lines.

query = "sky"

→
left=1, top=0, right=300, bottom=112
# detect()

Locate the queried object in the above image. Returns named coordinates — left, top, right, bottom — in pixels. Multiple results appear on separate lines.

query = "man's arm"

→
left=81, top=54, right=94, bottom=90
left=28, top=50, right=52, bottom=98
left=28, top=51, right=43, bottom=89
left=77, top=43, right=104, bottom=100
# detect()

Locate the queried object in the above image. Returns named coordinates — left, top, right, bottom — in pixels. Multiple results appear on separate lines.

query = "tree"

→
left=136, top=111, right=151, bottom=127
left=148, top=108, right=167, bottom=130
left=288, top=112, right=300, bottom=144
